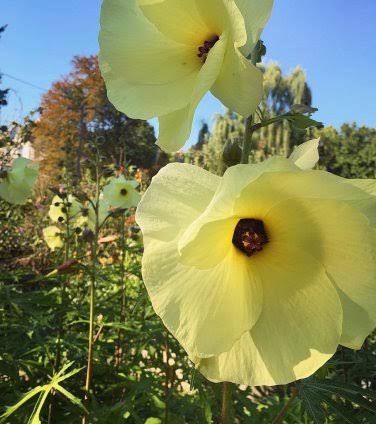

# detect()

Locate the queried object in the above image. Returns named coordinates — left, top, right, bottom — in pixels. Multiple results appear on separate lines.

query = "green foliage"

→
left=318, top=123, right=376, bottom=178
left=0, top=362, right=86, bottom=424
left=186, top=64, right=315, bottom=174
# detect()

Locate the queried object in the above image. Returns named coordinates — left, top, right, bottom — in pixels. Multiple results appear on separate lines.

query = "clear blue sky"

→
left=1, top=0, right=376, bottom=148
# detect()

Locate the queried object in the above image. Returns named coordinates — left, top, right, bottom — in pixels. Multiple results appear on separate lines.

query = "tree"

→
left=33, top=56, right=157, bottom=187
left=317, top=123, right=376, bottom=178
left=0, top=26, right=9, bottom=117
left=187, top=64, right=313, bottom=174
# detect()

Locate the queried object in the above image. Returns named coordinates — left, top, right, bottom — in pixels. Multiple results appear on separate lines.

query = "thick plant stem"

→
left=241, top=115, right=255, bottom=164
left=82, top=241, right=97, bottom=424
left=85, top=272, right=96, bottom=392
left=272, top=386, right=299, bottom=424
left=48, top=208, right=71, bottom=424
left=164, top=335, right=170, bottom=424
left=83, top=157, right=100, bottom=424
left=221, top=382, right=231, bottom=424
left=115, top=213, right=127, bottom=366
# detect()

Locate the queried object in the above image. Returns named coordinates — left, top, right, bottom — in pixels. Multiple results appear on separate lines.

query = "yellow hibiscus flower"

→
left=103, top=176, right=141, bottom=209
left=43, top=226, right=64, bottom=251
left=136, top=151, right=376, bottom=386
left=49, top=195, right=82, bottom=223
left=77, top=198, right=111, bottom=231
left=0, top=157, right=38, bottom=205
left=99, top=0, right=274, bottom=152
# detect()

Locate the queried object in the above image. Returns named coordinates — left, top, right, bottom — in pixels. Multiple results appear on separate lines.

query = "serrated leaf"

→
left=0, top=385, right=44, bottom=421
left=298, top=386, right=326, bottom=424
left=28, top=389, right=50, bottom=424
left=319, top=393, right=360, bottom=424
left=54, top=384, right=88, bottom=413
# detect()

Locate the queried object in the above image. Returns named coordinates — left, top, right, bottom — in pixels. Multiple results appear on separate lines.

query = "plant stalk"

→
left=271, top=386, right=299, bottom=424
left=115, top=213, right=127, bottom=366
left=82, top=154, right=100, bottom=423
left=221, top=382, right=231, bottom=424
left=241, top=115, right=255, bottom=164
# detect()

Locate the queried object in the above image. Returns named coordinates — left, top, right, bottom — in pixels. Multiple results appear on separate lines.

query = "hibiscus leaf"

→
left=319, top=393, right=360, bottom=424
left=286, top=113, right=323, bottom=130
left=0, top=385, right=44, bottom=422
left=297, top=383, right=326, bottom=424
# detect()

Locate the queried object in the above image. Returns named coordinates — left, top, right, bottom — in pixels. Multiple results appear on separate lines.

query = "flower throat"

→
left=232, top=219, right=269, bottom=257
left=197, top=35, right=219, bottom=63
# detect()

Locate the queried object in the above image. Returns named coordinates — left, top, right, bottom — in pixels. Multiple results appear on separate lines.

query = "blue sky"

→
left=1, top=0, right=376, bottom=148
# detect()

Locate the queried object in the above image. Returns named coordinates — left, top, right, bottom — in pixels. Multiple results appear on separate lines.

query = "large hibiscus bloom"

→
left=136, top=145, right=376, bottom=386
left=99, top=0, right=274, bottom=152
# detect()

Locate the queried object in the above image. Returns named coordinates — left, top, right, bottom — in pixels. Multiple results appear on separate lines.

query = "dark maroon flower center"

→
left=197, top=35, right=219, bottom=63
left=232, top=219, right=269, bottom=257
left=120, top=188, right=128, bottom=196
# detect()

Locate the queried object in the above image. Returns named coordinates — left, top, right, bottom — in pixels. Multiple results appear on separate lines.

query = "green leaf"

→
left=28, top=388, right=50, bottom=424
left=54, top=384, right=88, bottom=413
left=0, top=385, right=44, bottom=422
left=297, top=385, right=326, bottom=424
left=319, top=393, right=360, bottom=424
left=286, top=114, right=323, bottom=130
left=144, top=418, right=162, bottom=424
left=152, top=395, right=166, bottom=410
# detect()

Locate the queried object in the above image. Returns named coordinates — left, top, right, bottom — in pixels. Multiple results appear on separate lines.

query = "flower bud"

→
left=222, top=140, right=242, bottom=167
left=82, top=228, right=95, bottom=242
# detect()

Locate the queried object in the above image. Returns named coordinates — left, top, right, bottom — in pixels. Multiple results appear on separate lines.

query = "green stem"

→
left=48, top=205, right=70, bottom=424
left=241, top=115, right=255, bottom=164
left=83, top=155, right=100, bottom=423
left=221, top=382, right=231, bottom=424
left=116, top=213, right=127, bottom=366
left=85, top=260, right=96, bottom=394
left=164, top=334, right=170, bottom=424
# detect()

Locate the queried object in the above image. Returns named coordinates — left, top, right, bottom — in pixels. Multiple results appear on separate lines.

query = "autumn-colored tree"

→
left=33, top=55, right=157, bottom=188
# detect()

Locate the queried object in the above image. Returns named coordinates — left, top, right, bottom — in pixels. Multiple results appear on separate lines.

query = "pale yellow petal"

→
left=289, top=138, right=320, bottom=170
left=211, top=47, right=263, bottom=117
left=348, top=179, right=376, bottom=226
left=176, top=157, right=299, bottom=265
left=178, top=217, right=238, bottom=269
left=235, top=168, right=375, bottom=218
left=137, top=163, right=263, bottom=356
left=142, top=238, right=263, bottom=357
left=157, top=33, right=228, bottom=151
left=43, top=226, right=64, bottom=251
left=198, top=244, right=342, bottom=386
left=139, top=0, right=212, bottom=45
left=234, top=0, right=274, bottom=56
left=136, top=163, right=220, bottom=243
left=266, top=198, right=376, bottom=350
left=99, top=0, right=200, bottom=119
